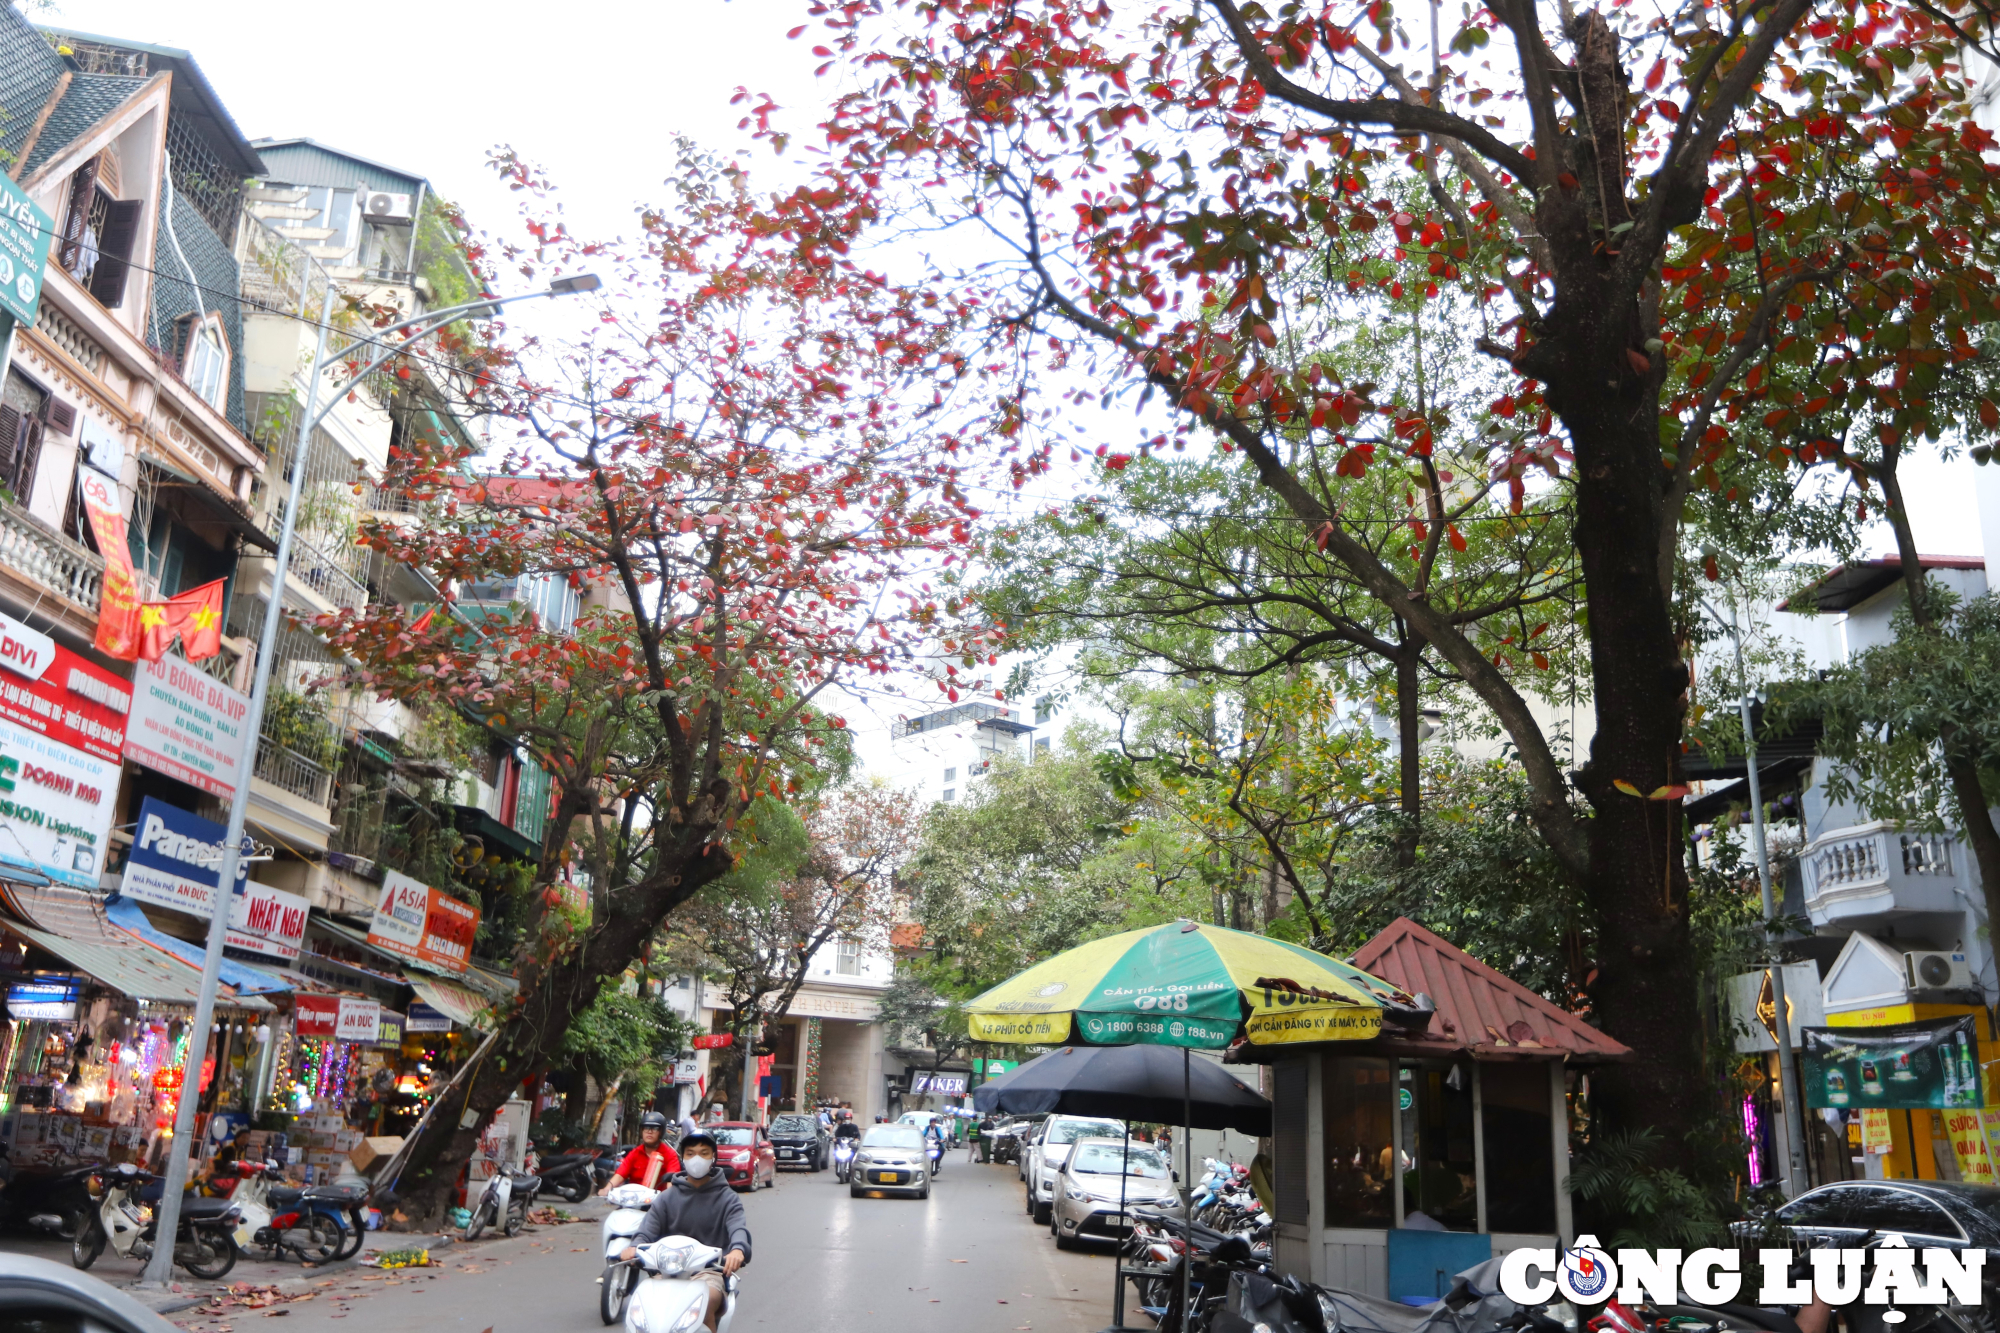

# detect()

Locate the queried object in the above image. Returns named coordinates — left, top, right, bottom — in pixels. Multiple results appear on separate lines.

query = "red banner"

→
left=78, top=470, right=139, bottom=661
left=294, top=993, right=339, bottom=1037
left=0, top=620, right=130, bottom=763
left=691, top=1033, right=734, bottom=1050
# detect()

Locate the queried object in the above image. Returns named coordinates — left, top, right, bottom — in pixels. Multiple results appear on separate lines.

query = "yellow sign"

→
left=967, top=1011, right=1072, bottom=1044
left=1862, top=1108, right=1894, bottom=1155
left=1245, top=1004, right=1382, bottom=1045
left=1947, top=1107, right=1997, bottom=1184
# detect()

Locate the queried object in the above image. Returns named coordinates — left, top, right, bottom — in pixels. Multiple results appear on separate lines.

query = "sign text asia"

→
left=1498, top=1236, right=1983, bottom=1308
left=366, top=871, right=479, bottom=974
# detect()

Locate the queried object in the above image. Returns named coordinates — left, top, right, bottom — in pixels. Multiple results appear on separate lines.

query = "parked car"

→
left=1025, top=1115, right=1127, bottom=1224
left=1049, top=1138, right=1179, bottom=1250
left=708, top=1123, right=777, bottom=1191
left=850, top=1124, right=931, bottom=1200
left=768, top=1114, right=829, bottom=1171
left=0, top=1250, right=181, bottom=1331
left=1748, top=1179, right=2000, bottom=1258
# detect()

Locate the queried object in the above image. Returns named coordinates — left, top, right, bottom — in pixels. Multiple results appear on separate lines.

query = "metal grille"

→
left=58, top=39, right=148, bottom=77
left=1273, top=1059, right=1309, bottom=1226
left=164, top=109, right=242, bottom=239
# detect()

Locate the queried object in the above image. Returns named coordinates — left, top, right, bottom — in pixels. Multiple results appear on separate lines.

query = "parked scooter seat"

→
left=267, top=1187, right=303, bottom=1207
left=304, top=1184, right=366, bottom=1204
left=178, top=1197, right=236, bottom=1218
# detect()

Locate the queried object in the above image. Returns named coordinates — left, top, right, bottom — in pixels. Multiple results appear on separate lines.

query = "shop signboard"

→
left=367, top=872, right=479, bottom=974
left=295, top=994, right=379, bottom=1041
left=123, top=658, right=249, bottom=799
left=0, top=173, right=52, bottom=327
left=672, top=1055, right=700, bottom=1085
left=7, top=975, right=79, bottom=1020
left=0, top=613, right=129, bottom=765
left=1802, top=1014, right=1984, bottom=1110
left=121, top=797, right=307, bottom=959
left=0, top=712, right=120, bottom=888
left=911, top=1073, right=968, bottom=1096
left=405, top=1002, right=452, bottom=1033
left=376, top=1010, right=404, bottom=1047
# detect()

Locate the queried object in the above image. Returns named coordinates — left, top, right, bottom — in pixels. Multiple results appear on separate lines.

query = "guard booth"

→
left=1242, top=918, right=1629, bottom=1302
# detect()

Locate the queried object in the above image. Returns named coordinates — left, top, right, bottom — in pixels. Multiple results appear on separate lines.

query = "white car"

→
left=1024, top=1115, right=1125, bottom=1224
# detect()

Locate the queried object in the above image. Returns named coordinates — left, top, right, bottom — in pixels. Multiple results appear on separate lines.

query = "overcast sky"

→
left=44, top=0, right=1994, bottom=775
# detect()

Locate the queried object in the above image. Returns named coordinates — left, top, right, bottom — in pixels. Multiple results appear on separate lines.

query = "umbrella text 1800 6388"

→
left=963, top=919, right=1422, bottom=1049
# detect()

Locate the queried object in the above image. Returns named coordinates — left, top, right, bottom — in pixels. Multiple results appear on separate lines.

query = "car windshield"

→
left=712, top=1128, right=756, bottom=1146
left=1072, top=1145, right=1172, bottom=1178
left=1052, top=1119, right=1126, bottom=1145
left=770, top=1117, right=815, bottom=1135
left=863, top=1126, right=925, bottom=1149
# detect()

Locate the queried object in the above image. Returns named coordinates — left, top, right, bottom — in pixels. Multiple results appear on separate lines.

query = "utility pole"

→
left=141, top=272, right=599, bottom=1285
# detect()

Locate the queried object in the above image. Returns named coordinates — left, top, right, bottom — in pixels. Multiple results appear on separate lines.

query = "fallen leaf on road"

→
left=998, top=1299, right=1008, bottom=1304
left=950, top=1258, right=967, bottom=1263
left=262, top=1312, right=288, bottom=1319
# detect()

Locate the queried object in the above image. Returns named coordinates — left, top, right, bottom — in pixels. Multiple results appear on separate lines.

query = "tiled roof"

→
left=1352, top=917, right=1631, bottom=1060
left=0, top=6, right=67, bottom=167
left=150, top=189, right=246, bottom=432
left=21, top=71, right=146, bottom=176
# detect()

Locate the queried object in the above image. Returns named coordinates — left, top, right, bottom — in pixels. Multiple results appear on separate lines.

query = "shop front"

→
left=1249, top=918, right=1629, bottom=1302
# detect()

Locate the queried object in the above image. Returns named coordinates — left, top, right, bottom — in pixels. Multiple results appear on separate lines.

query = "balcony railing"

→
left=0, top=504, right=103, bottom=611
left=1802, top=821, right=1967, bottom=925
left=292, top=533, right=370, bottom=610
left=254, top=736, right=334, bottom=807
left=1811, top=832, right=1885, bottom=892
left=35, top=302, right=107, bottom=377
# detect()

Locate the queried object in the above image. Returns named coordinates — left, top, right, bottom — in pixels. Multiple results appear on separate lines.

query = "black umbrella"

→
left=973, top=1044, right=1271, bottom=1135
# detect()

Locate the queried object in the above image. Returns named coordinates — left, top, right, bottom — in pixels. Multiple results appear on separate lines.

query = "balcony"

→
left=1801, top=821, right=1968, bottom=926
left=0, top=504, right=104, bottom=612
left=253, top=735, right=334, bottom=807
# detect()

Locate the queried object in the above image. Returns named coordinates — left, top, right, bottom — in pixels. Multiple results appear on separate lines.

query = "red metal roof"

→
left=1351, top=917, right=1630, bottom=1061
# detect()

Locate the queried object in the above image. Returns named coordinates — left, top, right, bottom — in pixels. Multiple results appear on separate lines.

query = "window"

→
left=943, top=767, right=957, bottom=783
left=59, top=156, right=142, bottom=308
left=1480, top=1061, right=1557, bottom=1234
left=1400, top=1061, right=1477, bottom=1231
left=182, top=319, right=227, bottom=410
left=835, top=937, right=861, bottom=976
left=1845, top=1185, right=1965, bottom=1241
left=1322, top=1056, right=1394, bottom=1228
left=941, top=788, right=955, bottom=803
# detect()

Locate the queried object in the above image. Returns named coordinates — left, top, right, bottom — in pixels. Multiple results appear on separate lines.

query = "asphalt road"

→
left=39, top=1154, right=1116, bottom=1333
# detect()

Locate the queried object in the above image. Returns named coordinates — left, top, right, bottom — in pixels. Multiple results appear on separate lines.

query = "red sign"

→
left=0, top=630, right=130, bottom=763
left=295, top=993, right=339, bottom=1037
left=367, top=873, right=481, bottom=974
left=691, top=1033, right=734, bottom=1050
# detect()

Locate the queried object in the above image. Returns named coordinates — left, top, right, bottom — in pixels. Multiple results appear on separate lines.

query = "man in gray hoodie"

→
left=621, top=1131, right=751, bottom=1331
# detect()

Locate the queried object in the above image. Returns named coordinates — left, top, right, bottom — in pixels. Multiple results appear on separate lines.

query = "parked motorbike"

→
left=596, top=1182, right=656, bottom=1325
left=465, top=1165, right=541, bottom=1240
left=0, top=1148, right=98, bottom=1240
left=225, top=1162, right=342, bottom=1264
left=831, top=1139, right=857, bottom=1184
left=72, top=1162, right=239, bottom=1279
left=532, top=1144, right=598, bottom=1204
left=615, top=1234, right=737, bottom=1333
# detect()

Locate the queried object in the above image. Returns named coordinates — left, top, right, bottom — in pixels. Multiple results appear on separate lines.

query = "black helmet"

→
left=640, top=1112, right=668, bottom=1134
left=679, top=1130, right=717, bottom=1154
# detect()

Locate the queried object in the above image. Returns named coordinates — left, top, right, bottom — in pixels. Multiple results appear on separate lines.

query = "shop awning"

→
left=408, top=976, right=493, bottom=1031
left=101, top=898, right=292, bottom=996
left=142, top=455, right=278, bottom=551
left=0, top=884, right=272, bottom=1010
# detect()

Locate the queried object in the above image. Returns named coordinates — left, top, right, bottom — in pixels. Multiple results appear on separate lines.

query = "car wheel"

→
left=850, top=1183, right=864, bottom=1198
left=1033, top=1198, right=1052, bottom=1225
left=1055, top=1229, right=1075, bottom=1251
left=1025, top=1187, right=1035, bottom=1216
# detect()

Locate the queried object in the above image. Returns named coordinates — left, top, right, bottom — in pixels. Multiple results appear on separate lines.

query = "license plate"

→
left=778, top=1150, right=795, bottom=1157
left=871, top=1171, right=900, bottom=1184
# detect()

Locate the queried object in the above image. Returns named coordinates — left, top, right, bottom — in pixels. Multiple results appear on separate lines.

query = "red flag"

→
left=137, top=578, right=226, bottom=662
left=79, top=471, right=140, bottom=660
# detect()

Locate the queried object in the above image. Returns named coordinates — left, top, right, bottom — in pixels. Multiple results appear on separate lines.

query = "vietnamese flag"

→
left=137, top=578, right=226, bottom=662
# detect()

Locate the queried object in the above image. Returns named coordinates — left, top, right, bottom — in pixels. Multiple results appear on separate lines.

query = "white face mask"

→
left=682, top=1154, right=715, bottom=1179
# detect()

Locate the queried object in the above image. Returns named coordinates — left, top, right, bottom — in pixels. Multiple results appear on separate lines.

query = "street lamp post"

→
left=1702, top=593, right=1810, bottom=1197
left=141, top=275, right=598, bottom=1286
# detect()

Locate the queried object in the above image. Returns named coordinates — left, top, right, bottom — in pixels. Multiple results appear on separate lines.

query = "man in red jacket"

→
left=601, top=1111, right=681, bottom=1192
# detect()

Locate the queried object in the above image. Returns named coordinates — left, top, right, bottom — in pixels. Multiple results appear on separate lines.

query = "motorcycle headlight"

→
left=669, top=1299, right=708, bottom=1333
left=628, top=1302, right=652, bottom=1333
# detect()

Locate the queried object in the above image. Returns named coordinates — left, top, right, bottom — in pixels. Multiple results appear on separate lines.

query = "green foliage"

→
left=1785, top=586, right=2000, bottom=830
left=561, top=986, right=694, bottom=1091
left=1569, top=1128, right=1734, bottom=1250
left=874, top=968, right=974, bottom=1067
left=263, top=690, right=340, bottom=768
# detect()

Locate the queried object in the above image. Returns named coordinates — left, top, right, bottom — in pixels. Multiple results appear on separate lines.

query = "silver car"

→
left=849, top=1123, right=931, bottom=1199
left=1026, top=1114, right=1126, bottom=1224
left=1050, top=1138, right=1180, bottom=1250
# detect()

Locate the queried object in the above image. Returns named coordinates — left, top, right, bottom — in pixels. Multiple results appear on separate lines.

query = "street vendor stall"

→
left=1230, top=918, right=1631, bottom=1301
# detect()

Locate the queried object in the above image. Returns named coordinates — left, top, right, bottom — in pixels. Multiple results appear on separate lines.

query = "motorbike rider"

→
left=922, top=1118, right=945, bottom=1170
left=832, top=1111, right=862, bottom=1145
left=620, top=1131, right=750, bottom=1333
left=602, top=1112, right=682, bottom=1193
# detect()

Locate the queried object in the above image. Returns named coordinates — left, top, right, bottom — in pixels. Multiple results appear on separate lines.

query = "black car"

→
left=1749, top=1179, right=2000, bottom=1296
left=768, top=1113, right=829, bottom=1171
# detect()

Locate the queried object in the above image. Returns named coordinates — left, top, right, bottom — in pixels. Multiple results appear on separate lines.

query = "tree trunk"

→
left=387, top=839, right=735, bottom=1227
left=1525, top=292, right=1705, bottom=1176
left=1394, top=633, right=1424, bottom=874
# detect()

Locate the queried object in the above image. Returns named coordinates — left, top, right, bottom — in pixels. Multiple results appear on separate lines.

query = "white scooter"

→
left=466, top=1164, right=540, bottom=1240
left=615, top=1234, right=737, bottom=1333
left=831, top=1139, right=856, bottom=1184
left=72, top=1162, right=240, bottom=1278
left=597, top=1183, right=657, bottom=1325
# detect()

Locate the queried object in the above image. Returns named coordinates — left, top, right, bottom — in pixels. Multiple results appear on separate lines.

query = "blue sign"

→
left=8, top=975, right=79, bottom=1020
left=122, top=796, right=247, bottom=917
left=0, top=174, right=52, bottom=328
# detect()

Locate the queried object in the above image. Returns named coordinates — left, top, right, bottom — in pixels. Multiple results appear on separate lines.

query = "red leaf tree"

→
left=771, top=0, right=2000, bottom=1172
left=317, top=144, right=998, bottom=1220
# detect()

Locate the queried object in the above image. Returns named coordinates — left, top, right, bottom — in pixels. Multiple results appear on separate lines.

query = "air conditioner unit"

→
left=1904, top=950, right=1973, bottom=991
left=363, top=192, right=414, bottom=223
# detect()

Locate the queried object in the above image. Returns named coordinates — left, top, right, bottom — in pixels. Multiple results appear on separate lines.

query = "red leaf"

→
left=1557, top=172, right=1580, bottom=191
left=1312, top=521, right=1334, bottom=551
left=1625, top=348, right=1651, bottom=376
left=1981, top=399, right=1999, bottom=430
left=1446, top=524, right=1467, bottom=552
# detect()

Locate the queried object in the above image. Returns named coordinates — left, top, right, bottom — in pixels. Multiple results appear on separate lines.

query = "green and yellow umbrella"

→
left=964, top=919, right=1417, bottom=1049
